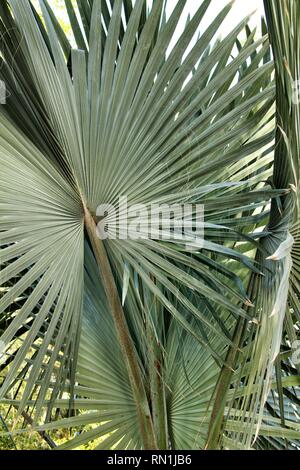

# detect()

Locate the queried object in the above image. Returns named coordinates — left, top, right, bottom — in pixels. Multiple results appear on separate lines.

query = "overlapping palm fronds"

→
left=206, top=0, right=300, bottom=450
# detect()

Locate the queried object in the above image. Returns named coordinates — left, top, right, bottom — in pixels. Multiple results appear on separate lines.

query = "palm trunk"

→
left=84, top=206, right=157, bottom=450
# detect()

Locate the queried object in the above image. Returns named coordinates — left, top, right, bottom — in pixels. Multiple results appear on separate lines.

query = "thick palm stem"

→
left=84, top=207, right=157, bottom=450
